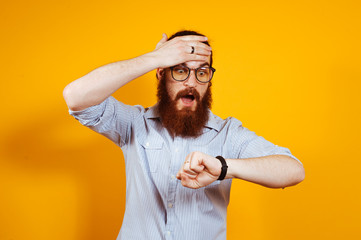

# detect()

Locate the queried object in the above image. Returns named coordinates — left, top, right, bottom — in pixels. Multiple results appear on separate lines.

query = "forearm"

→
left=63, top=52, right=158, bottom=111
left=226, top=155, right=305, bottom=188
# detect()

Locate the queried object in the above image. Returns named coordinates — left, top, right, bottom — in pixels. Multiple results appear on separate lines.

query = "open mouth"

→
left=180, top=93, right=196, bottom=106
left=182, top=93, right=195, bottom=101
left=175, top=89, right=200, bottom=108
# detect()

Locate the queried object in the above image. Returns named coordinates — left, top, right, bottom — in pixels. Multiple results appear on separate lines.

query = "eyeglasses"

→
left=170, top=65, right=216, bottom=83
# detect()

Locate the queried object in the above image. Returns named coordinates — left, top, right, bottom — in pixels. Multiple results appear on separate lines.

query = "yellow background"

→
left=1, top=0, right=360, bottom=239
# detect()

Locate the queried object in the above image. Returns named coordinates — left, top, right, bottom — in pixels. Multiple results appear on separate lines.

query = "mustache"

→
left=175, top=88, right=201, bottom=101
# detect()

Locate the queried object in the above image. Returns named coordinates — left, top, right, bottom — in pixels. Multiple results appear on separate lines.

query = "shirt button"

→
left=168, top=203, right=173, bottom=208
left=175, top=148, right=179, bottom=153
left=167, top=231, right=171, bottom=236
left=171, top=175, right=175, bottom=180
left=145, top=142, right=150, bottom=147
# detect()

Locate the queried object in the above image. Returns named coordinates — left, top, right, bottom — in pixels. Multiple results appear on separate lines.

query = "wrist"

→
left=224, top=159, right=236, bottom=179
left=143, top=51, right=165, bottom=69
left=139, top=52, right=162, bottom=70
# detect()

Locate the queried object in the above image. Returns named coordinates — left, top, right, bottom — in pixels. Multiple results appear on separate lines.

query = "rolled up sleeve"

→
left=229, top=118, right=301, bottom=164
left=69, top=96, right=143, bottom=147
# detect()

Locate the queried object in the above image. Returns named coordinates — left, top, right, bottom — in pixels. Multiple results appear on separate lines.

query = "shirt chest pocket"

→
left=137, top=137, right=168, bottom=173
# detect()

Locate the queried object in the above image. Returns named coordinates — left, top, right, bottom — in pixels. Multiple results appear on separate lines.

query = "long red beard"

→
left=157, top=76, right=212, bottom=138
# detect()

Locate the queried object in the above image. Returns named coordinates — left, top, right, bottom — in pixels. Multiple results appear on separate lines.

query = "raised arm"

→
left=176, top=152, right=305, bottom=189
left=63, top=34, right=212, bottom=111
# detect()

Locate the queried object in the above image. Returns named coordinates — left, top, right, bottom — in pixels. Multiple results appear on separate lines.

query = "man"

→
left=63, top=30, right=304, bottom=240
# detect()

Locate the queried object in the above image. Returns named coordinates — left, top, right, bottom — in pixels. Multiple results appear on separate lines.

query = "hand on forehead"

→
left=154, top=33, right=212, bottom=69
left=174, top=36, right=212, bottom=67
left=173, top=36, right=212, bottom=67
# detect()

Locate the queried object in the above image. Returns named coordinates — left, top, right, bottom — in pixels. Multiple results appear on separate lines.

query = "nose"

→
left=184, top=69, right=197, bottom=88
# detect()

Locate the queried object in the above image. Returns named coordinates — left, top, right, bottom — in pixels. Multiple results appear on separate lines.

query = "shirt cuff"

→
left=68, top=98, right=108, bottom=127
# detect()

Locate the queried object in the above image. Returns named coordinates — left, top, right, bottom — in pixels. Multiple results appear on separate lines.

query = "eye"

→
left=173, top=66, right=188, bottom=74
left=198, top=68, right=209, bottom=76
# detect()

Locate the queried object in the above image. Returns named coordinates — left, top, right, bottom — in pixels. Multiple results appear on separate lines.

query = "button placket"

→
left=165, top=138, right=183, bottom=235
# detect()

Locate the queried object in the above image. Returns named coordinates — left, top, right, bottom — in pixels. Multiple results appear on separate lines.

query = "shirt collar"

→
left=144, top=103, right=161, bottom=119
left=144, top=103, right=221, bottom=132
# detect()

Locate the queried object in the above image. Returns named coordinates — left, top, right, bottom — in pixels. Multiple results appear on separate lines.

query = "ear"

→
left=156, top=68, right=164, bottom=81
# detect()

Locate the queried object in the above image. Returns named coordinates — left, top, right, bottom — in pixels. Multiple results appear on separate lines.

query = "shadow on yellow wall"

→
left=1, top=108, right=126, bottom=239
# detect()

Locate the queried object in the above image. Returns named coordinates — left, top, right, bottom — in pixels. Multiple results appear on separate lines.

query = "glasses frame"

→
left=170, top=65, right=216, bottom=83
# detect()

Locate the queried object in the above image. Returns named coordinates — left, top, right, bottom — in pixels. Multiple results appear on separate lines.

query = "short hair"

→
left=168, top=30, right=213, bottom=67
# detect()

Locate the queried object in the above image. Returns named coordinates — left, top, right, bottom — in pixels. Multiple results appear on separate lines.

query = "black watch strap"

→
left=216, top=156, right=228, bottom=180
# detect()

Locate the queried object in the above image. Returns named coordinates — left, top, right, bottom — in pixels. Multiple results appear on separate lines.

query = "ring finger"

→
left=186, top=42, right=212, bottom=55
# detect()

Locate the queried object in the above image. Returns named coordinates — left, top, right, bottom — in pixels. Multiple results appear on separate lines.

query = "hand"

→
left=176, top=151, right=222, bottom=189
left=151, top=33, right=212, bottom=68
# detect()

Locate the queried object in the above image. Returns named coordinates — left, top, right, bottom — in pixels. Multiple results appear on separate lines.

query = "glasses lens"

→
left=196, top=67, right=212, bottom=83
left=172, top=66, right=189, bottom=81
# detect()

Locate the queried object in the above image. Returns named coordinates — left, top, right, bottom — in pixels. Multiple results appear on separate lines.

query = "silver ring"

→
left=190, top=46, right=195, bottom=54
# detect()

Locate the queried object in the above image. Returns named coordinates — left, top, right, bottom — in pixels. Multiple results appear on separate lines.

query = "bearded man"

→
left=63, top=30, right=304, bottom=240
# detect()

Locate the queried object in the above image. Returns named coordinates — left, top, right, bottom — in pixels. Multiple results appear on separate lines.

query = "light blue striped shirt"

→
left=69, top=96, right=299, bottom=240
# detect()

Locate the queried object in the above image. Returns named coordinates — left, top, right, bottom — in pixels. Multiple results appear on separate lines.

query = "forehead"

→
left=182, top=56, right=211, bottom=68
